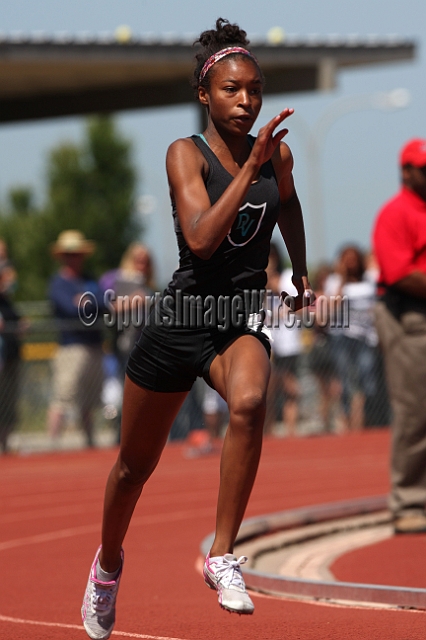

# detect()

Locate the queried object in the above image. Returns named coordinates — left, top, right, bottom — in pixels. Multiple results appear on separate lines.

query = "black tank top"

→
left=165, top=134, right=281, bottom=314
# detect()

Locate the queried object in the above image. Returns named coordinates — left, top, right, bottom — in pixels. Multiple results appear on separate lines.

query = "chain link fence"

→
left=1, top=301, right=391, bottom=454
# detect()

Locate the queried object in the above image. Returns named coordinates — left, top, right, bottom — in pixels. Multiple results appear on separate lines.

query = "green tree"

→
left=0, top=187, right=52, bottom=300
left=0, top=115, right=140, bottom=301
left=45, top=115, right=140, bottom=275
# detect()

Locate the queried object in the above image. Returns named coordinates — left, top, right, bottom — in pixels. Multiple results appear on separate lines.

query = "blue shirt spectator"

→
left=49, top=272, right=104, bottom=346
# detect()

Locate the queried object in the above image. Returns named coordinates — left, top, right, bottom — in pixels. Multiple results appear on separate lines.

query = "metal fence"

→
left=1, top=301, right=391, bottom=454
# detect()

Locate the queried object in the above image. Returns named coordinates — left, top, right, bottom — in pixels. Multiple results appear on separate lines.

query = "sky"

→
left=1, top=0, right=425, bottom=287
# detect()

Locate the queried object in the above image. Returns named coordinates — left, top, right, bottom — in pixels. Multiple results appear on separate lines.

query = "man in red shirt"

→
left=373, top=139, right=426, bottom=534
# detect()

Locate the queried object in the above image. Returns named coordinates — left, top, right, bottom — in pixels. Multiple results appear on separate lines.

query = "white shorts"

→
left=51, top=344, right=104, bottom=412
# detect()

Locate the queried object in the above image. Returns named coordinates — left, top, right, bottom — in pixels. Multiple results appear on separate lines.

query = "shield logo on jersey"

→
left=227, top=202, right=267, bottom=247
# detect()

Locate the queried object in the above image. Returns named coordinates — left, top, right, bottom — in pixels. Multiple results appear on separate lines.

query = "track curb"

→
left=200, top=496, right=426, bottom=610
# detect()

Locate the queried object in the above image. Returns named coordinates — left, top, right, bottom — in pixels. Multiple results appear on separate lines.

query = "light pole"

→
left=287, top=89, right=411, bottom=264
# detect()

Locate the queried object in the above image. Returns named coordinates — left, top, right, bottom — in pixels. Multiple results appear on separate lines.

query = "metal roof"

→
left=0, top=32, right=416, bottom=123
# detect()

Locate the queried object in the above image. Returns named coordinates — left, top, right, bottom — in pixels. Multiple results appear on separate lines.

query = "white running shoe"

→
left=203, top=553, right=254, bottom=614
left=81, top=545, right=124, bottom=639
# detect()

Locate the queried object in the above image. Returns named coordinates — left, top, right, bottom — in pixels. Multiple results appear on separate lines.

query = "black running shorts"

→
left=126, top=305, right=271, bottom=393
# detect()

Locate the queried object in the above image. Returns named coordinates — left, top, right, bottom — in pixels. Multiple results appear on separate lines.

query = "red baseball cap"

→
left=399, top=138, right=426, bottom=167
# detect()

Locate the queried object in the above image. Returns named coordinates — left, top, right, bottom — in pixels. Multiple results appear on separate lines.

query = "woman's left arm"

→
left=273, top=143, right=314, bottom=308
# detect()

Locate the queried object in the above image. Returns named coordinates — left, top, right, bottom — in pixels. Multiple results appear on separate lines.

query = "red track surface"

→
left=332, top=531, right=426, bottom=589
left=1, top=429, right=425, bottom=639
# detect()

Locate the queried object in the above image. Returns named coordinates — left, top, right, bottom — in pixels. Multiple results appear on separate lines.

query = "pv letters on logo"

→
left=227, top=202, right=267, bottom=247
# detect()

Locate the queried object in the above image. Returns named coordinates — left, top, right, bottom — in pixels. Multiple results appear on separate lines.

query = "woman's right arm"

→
left=166, top=110, right=293, bottom=260
left=166, top=138, right=258, bottom=260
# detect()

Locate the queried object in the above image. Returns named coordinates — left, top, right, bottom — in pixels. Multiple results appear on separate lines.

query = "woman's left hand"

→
left=281, top=275, right=316, bottom=312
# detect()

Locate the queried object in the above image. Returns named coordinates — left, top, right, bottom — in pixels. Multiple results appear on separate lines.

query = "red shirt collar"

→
left=400, top=185, right=426, bottom=209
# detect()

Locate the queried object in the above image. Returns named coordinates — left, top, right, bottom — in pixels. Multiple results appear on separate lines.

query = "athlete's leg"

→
left=208, top=335, right=270, bottom=556
left=99, top=375, right=188, bottom=572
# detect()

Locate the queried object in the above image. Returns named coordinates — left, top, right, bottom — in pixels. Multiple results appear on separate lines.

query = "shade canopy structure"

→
left=0, top=32, right=416, bottom=124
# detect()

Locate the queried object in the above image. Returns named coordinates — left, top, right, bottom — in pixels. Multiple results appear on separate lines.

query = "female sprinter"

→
left=82, top=17, right=313, bottom=639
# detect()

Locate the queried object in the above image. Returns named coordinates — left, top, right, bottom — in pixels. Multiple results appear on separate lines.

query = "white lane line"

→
left=0, top=506, right=216, bottom=552
left=0, top=490, right=217, bottom=525
left=0, top=523, right=100, bottom=551
left=0, top=613, right=188, bottom=639
left=0, top=503, right=97, bottom=525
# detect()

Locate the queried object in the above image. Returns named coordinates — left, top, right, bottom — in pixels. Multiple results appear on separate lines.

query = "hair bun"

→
left=197, top=17, right=249, bottom=50
left=192, top=18, right=252, bottom=92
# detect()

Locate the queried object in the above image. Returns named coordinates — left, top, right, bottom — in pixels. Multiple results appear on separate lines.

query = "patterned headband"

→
left=198, top=46, right=259, bottom=84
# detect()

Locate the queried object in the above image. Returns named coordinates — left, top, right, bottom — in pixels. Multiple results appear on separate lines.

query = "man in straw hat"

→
left=47, top=230, right=105, bottom=448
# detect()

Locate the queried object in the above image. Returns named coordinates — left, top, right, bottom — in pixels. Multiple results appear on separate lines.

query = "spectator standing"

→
left=266, top=244, right=304, bottom=436
left=373, top=139, right=426, bottom=534
left=101, top=243, right=155, bottom=379
left=0, top=238, right=17, bottom=295
left=100, top=243, right=156, bottom=443
left=201, top=383, right=229, bottom=440
left=307, top=264, right=343, bottom=433
left=0, top=264, right=22, bottom=453
left=325, top=246, right=378, bottom=432
left=47, top=230, right=105, bottom=448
